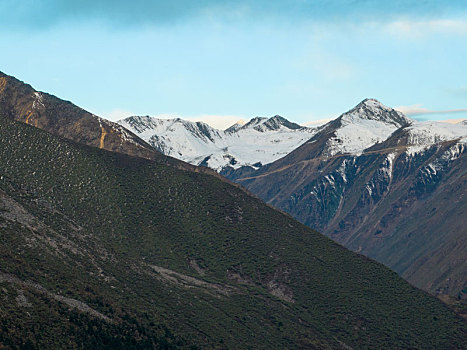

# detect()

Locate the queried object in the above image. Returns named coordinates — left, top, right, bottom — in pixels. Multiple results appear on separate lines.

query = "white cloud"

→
left=394, top=104, right=467, bottom=123
left=303, top=118, right=332, bottom=127
left=185, top=115, right=246, bottom=130
left=395, top=104, right=467, bottom=116
left=394, top=104, right=431, bottom=115
left=103, top=109, right=135, bottom=121
left=385, top=19, right=467, bottom=38
left=438, top=118, right=467, bottom=124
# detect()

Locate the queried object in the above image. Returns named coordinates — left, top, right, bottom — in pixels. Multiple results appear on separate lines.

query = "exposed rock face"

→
left=0, top=71, right=156, bottom=160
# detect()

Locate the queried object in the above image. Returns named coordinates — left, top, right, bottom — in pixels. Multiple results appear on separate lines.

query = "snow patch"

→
left=405, top=121, right=467, bottom=156
left=326, top=119, right=399, bottom=156
left=32, top=92, right=44, bottom=109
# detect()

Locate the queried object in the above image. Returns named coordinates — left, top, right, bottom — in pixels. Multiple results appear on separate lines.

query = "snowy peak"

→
left=225, top=120, right=246, bottom=133
left=340, top=98, right=412, bottom=128
left=240, top=117, right=268, bottom=130
left=256, top=115, right=304, bottom=132
left=321, top=100, right=467, bottom=158
left=230, top=115, right=306, bottom=133
left=119, top=115, right=161, bottom=133
left=320, top=99, right=413, bottom=157
left=181, top=120, right=222, bottom=143
left=120, top=116, right=222, bottom=144
left=119, top=114, right=316, bottom=171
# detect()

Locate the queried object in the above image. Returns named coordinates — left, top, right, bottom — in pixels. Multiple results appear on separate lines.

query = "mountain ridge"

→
left=0, top=71, right=157, bottom=160
left=119, top=113, right=317, bottom=171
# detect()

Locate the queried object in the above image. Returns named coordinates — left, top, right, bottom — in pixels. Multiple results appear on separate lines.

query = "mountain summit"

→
left=339, top=98, right=412, bottom=128
left=257, top=115, right=304, bottom=131
left=320, top=99, right=413, bottom=157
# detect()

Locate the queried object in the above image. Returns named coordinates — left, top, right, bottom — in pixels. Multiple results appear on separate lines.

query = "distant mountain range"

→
left=1, top=71, right=465, bottom=348
left=119, top=115, right=316, bottom=171
left=121, top=98, right=467, bottom=299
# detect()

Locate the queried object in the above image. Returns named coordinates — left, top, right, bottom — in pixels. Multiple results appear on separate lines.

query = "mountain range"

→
left=121, top=98, right=467, bottom=300
left=0, top=71, right=465, bottom=348
left=119, top=115, right=317, bottom=171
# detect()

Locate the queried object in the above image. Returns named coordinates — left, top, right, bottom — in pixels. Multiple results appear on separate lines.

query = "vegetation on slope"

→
left=0, top=115, right=465, bottom=349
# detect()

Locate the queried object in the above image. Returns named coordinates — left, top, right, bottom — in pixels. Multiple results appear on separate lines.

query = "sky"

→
left=1, top=0, right=466, bottom=129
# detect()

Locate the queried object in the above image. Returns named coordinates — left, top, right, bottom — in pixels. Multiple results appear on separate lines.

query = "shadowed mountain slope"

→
left=0, top=107, right=465, bottom=347
left=233, top=100, right=467, bottom=299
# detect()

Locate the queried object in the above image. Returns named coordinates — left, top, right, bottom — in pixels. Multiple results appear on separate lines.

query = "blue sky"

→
left=1, top=0, right=466, bottom=128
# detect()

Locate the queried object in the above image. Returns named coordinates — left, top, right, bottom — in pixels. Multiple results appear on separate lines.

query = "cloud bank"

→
left=395, top=104, right=467, bottom=118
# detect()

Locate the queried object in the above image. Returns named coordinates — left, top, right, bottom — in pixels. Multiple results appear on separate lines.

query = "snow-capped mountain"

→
left=323, top=98, right=412, bottom=157
left=119, top=115, right=317, bottom=171
left=229, top=99, right=467, bottom=298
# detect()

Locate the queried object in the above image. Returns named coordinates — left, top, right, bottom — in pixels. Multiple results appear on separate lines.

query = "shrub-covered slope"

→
left=0, top=115, right=465, bottom=349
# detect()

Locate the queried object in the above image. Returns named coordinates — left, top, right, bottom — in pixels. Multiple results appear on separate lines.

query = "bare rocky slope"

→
left=0, top=71, right=157, bottom=160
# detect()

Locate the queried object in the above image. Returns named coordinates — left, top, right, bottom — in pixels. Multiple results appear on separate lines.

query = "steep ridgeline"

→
left=0, top=71, right=156, bottom=160
left=234, top=99, right=467, bottom=299
left=0, top=109, right=465, bottom=347
left=119, top=115, right=317, bottom=171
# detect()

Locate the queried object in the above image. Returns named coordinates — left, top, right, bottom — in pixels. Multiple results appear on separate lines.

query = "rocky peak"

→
left=340, top=98, right=412, bottom=128
left=240, top=117, right=268, bottom=130
left=225, top=119, right=246, bottom=133
left=228, top=115, right=306, bottom=133
left=120, top=115, right=154, bottom=133
left=189, top=120, right=222, bottom=143
left=257, top=115, right=303, bottom=131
